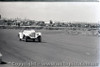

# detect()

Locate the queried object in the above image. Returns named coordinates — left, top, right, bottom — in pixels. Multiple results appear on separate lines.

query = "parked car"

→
left=18, top=29, right=42, bottom=42
left=0, top=53, right=2, bottom=64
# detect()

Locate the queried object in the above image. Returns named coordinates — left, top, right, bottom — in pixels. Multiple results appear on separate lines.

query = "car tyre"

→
left=19, top=39, right=22, bottom=41
left=25, top=36, right=28, bottom=42
left=38, top=36, right=42, bottom=42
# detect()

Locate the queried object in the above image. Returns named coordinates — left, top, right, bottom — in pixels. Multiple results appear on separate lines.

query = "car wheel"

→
left=33, top=39, right=35, bottom=42
left=25, top=36, right=28, bottom=42
left=19, top=39, right=22, bottom=41
left=38, top=36, right=42, bottom=42
left=23, top=35, right=28, bottom=42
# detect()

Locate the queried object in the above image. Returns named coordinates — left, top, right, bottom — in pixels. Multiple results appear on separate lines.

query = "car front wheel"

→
left=23, top=35, right=28, bottom=42
left=19, top=39, right=22, bottom=41
left=37, top=36, right=42, bottom=42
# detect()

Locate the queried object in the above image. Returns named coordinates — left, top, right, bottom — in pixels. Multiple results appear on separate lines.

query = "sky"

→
left=0, top=2, right=100, bottom=23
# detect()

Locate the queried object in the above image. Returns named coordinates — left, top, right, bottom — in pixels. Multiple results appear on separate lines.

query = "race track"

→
left=0, top=29, right=99, bottom=67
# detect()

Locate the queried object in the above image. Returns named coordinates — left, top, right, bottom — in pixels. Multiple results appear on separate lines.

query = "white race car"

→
left=0, top=53, right=2, bottom=64
left=18, top=30, right=42, bottom=42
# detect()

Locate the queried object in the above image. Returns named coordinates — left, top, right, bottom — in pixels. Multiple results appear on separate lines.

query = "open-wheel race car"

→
left=18, top=29, right=42, bottom=42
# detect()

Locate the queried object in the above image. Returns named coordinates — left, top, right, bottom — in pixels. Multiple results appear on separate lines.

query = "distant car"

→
left=0, top=53, right=2, bottom=63
left=18, top=30, right=42, bottom=42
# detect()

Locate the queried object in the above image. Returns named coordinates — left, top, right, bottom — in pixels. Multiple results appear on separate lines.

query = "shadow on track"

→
left=0, top=61, right=7, bottom=64
left=20, top=40, right=47, bottom=43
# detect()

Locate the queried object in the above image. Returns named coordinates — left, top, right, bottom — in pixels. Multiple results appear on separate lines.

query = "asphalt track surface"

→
left=0, top=29, right=99, bottom=67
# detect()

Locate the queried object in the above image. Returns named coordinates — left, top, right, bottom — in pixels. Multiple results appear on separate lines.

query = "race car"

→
left=18, top=29, right=42, bottom=42
left=0, top=53, right=2, bottom=64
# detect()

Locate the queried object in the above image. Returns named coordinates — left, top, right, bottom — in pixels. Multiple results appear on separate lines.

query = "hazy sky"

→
left=0, top=2, right=100, bottom=23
